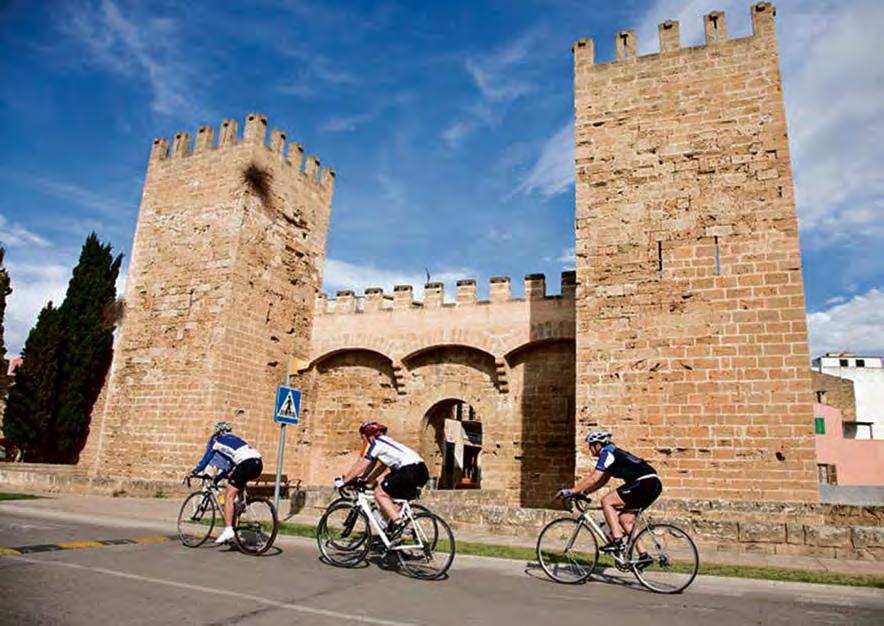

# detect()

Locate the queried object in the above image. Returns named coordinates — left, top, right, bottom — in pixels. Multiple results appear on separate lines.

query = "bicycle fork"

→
left=340, top=507, right=359, bottom=538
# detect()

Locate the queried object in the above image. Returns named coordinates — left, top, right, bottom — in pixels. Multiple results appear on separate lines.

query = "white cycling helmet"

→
left=213, top=420, right=233, bottom=435
left=585, top=430, right=612, bottom=445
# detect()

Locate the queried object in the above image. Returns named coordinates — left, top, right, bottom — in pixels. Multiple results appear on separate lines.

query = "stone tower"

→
left=573, top=3, right=818, bottom=501
left=79, top=113, right=334, bottom=479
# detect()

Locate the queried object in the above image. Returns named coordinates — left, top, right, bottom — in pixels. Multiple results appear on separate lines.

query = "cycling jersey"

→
left=193, top=433, right=261, bottom=475
left=595, top=444, right=656, bottom=483
left=206, top=451, right=233, bottom=476
left=362, top=435, right=422, bottom=470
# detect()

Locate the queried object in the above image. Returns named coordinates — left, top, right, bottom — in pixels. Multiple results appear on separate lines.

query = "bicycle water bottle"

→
left=218, top=492, right=225, bottom=505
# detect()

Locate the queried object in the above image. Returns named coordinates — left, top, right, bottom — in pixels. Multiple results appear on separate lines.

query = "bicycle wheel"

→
left=233, top=496, right=278, bottom=555
left=177, top=492, right=216, bottom=547
left=395, top=512, right=455, bottom=580
left=317, top=501, right=372, bottom=567
left=629, top=523, right=699, bottom=593
left=536, top=518, right=599, bottom=584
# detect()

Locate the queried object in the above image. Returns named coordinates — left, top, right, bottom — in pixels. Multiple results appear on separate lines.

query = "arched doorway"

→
left=420, top=399, right=483, bottom=490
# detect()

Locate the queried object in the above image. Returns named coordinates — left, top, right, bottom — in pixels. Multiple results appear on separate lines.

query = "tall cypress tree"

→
left=54, top=233, right=122, bottom=462
left=3, top=303, right=64, bottom=461
left=0, top=247, right=11, bottom=403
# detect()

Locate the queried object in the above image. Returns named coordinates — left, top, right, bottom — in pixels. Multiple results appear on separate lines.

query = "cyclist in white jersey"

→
left=337, top=421, right=429, bottom=534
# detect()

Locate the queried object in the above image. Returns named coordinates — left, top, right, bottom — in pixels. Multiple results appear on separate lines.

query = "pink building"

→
left=814, top=401, right=884, bottom=486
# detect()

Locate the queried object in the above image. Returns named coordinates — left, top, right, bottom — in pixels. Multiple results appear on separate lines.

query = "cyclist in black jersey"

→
left=558, top=430, right=662, bottom=568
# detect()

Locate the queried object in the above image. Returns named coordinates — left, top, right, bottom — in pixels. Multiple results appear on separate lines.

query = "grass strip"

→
left=277, top=519, right=884, bottom=589
left=0, top=493, right=43, bottom=501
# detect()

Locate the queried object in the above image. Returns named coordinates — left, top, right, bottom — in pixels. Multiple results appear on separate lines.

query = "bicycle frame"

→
left=571, top=505, right=650, bottom=566
left=192, top=477, right=245, bottom=519
left=352, top=490, right=423, bottom=552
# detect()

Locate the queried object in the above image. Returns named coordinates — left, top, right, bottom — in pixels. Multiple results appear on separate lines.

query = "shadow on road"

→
left=523, top=560, right=647, bottom=592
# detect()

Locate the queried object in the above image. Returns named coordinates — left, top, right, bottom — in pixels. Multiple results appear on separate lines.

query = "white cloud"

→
left=465, top=59, right=533, bottom=104
left=323, top=258, right=475, bottom=300
left=443, top=32, right=538, bottom=147
left=0, top=214, right=50, bottom=248
left=556, top=247, right=575, bottom=269
left=29, top=176, right=133, bottom=218
left=61, top=0, right=201, bottom=117
left=276, top=44, right=361, bottom=100
left=515, top=120, right=574, bottom=196
left=807, top=287, right=884, bottom=357
left=320, top=113, right=375, bottom=133
left=783, top=2, right=884, bottom=241
left=442, top=121, right=474, bottom=149
left=4, top=262, right=70, bottom=358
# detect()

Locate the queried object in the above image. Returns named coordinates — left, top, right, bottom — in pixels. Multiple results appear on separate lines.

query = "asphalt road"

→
left=1, top=510, right=882, bottom=626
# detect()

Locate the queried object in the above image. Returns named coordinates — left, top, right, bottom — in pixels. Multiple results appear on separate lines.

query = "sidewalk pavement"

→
left=2, top=488, right=883, bottom=578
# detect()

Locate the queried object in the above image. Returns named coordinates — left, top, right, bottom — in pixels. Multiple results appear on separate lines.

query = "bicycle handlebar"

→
left=184, top=474, right=220, bottom=489
left=335, top=478, right=369, bottom=498
left=560, top=492, right=592, bottom=513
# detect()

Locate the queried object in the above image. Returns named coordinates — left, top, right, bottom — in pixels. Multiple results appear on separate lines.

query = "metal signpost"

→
left=272, top=384, right=301, bottom=512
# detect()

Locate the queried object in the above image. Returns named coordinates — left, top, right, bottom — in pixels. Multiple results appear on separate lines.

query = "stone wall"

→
left=292, top=487, right=884, bottom=561
left=288, top=273, right=576, bottom=506
left=811, top=371, right=856, bottom=421
left=573, top=3, right=818, bottom=502
left=79, top=114, right=333, bottom=480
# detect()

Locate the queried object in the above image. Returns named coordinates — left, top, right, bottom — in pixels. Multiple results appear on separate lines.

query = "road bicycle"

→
left=536, top=493, right=698, bottom=593
left=316, top=483, right=455, bottom=580
left=177, top=474, right=279, bottom=556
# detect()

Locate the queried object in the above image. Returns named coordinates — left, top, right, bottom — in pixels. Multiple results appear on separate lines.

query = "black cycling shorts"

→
left=381, top=462, right=429, bottom=500
left=617, top=476, right=662, bottom=510
left=229, top=458, right=263, bottom=490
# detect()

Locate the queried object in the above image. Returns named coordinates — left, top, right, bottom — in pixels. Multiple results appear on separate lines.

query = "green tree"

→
left=53, top=233, right=122, bottom=462
left=2, top=303, right=63, bottom=461
left=0, top=247, right=11, bottom=402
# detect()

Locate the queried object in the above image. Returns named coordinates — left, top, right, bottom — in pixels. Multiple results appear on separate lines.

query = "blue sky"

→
left=1, top=0, right=882, bottom=359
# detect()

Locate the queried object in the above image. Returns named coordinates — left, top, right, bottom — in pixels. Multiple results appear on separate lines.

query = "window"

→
left=856, top=359, right=865, bottom=368
left=815, top=390, right=827, bottom=404
left=817, top=464, right=838, bottom=485
left=814, top=417, right=826, bottom=435
left=839, top=359, right=849, bottom=367
left=843, top=422, right=874, bottom=440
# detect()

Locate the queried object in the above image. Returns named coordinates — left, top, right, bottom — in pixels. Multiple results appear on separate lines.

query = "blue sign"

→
left=274, top=386, right=301, bottom=425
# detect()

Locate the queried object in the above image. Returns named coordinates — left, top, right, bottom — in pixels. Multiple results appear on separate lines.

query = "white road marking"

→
left=0, top=520, right=69, bottom=532
left=9, top=555, right=416, bottom=626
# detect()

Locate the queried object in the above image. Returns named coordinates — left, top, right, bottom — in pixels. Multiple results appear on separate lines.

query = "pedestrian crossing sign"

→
left=274, top=386, right=301, bottom=425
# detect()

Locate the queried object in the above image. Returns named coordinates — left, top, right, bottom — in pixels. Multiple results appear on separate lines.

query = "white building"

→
left=813, top=353, right=884, bottom=440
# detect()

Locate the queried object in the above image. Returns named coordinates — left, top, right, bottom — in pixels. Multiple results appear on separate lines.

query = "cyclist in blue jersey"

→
left=186, top=421, right=263, bottom=544
left=558, top=430, right=661, bottom=568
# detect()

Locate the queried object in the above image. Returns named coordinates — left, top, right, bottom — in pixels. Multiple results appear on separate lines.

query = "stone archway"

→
left=420, top=398, right=483, bottom=490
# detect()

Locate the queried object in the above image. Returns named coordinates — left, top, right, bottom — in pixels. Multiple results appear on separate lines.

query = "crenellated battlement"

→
left=572, top=2, right=776, bottom=65
left=316, top=271, right=577, bottom=316
left=148, top=112, right=335, bottom=190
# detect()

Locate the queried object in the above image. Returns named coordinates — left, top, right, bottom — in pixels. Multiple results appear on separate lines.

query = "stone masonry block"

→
left=692, top=519, right=739, bottom=542
left=786, top=523, right=805, bottom=545
left=739, top=521, right=786, bottom=543
left=851, top=527, right=884, bottom=549
left=804, top=525, right=852, bottom=548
